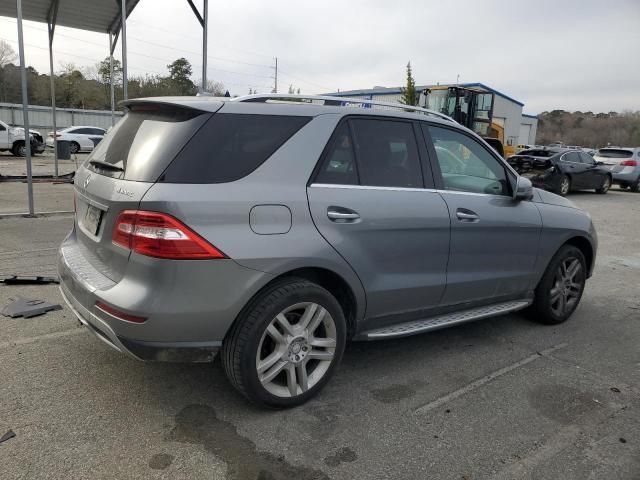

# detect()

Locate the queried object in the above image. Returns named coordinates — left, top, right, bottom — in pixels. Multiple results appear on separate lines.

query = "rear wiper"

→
left=89, top=159, right=124, bottom=172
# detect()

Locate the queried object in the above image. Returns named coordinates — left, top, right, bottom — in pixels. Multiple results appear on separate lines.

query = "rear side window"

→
left=85, top=105, right=211, bottom=181
left=315, top=123, right=358, bottom=185
left=350, top=119, right=423, bottom=188
left=161, top=114, right=311, bottom=183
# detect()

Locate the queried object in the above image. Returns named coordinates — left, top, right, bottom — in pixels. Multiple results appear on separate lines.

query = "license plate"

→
left=83, top=205, right=103, bottom=236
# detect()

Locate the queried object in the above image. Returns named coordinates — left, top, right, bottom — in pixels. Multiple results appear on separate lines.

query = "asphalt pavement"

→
left=0, top=186, right=638, bottom=479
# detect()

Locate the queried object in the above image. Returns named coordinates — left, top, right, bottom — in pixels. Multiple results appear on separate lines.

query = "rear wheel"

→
left=630, top=179, right=640, bottom=193
left=69, top=141, right=80, bottom=154
left=595, top=175, right=611, bottom=194
left=527, top=245, right=587, bottom=324
left=221, top=278, right=346, bottom=408
left=557, top=174, right=571, bottom=196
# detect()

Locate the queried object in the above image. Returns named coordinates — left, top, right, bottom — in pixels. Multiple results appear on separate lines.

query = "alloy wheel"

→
left=256, top=302, right=337, bottom=398
left=549, top=257, right=583, bottom=316
left=560, top=177, right=570, bottom=195
left=601, top=177, right=611, bottom=192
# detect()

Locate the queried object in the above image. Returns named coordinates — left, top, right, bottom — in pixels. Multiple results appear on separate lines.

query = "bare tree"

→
left=0, top=40, right=17, bottom=67
left=204, top=79, right=225, bottom=96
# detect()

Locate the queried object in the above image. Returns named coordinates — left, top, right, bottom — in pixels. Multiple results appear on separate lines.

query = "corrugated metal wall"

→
left=0, top=103, right=123, bottom=132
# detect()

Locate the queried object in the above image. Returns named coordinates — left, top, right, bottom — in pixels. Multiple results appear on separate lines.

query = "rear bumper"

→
left=611, top=169, right=640, bottom=184
left=59, top=283, right=220, bottom=362
left=58, top=229, right=271, bottom=362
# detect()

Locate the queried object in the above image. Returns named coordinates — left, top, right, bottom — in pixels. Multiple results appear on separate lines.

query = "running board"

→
left=364, top=300, right=531, bottom=340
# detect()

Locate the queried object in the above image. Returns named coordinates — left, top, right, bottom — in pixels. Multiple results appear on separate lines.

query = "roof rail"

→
left=232, top=93, right=455, bottom=123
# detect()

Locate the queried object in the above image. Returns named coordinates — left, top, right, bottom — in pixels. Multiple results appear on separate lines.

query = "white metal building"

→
left=325, top=83, right=538, bottom=146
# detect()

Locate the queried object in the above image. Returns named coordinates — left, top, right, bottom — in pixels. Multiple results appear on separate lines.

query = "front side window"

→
left=427, top=125, right=510, bottom=196
left=350, top=119, right=423, bottom=188
left=579, top=152, right=595, bottom=165
left=562, top=152, right=580, bottom=163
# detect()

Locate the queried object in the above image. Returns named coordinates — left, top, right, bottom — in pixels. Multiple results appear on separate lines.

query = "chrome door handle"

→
left=327, top=208, right=360, bottom=221
left=456, top=209, right=479, bottom=222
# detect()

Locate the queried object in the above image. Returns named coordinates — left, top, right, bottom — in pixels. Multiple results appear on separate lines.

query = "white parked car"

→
left=46, top=126, right=106, bottom=154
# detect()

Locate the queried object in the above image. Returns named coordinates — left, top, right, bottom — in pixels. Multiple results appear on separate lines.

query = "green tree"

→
left=400, top=61, right=417, bottom=106
left=166, top=57, right=196, bottom=95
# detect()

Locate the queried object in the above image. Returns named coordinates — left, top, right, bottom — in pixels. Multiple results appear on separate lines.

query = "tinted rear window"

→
left=85, top=105, right=211, bottom=181
left=596, top=149, right=634, bottom=158
left=160, top=114, right=311, bottom=183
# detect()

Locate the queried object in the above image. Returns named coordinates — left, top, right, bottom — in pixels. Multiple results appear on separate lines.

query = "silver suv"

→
left=58, top=94, right=597, bottom=407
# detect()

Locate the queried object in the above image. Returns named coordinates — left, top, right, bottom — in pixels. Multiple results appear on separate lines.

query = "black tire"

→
left=11, top=141, right=25, bottom=157
left=69, top=142, right=80, bottom=154
left=527, top=245, right=587, bottom=325
left=630, top=179, right=640, bottom=193
left=595, top=175, right=611, bottom=194
left=221, top=278, right=346, bottom=408
left=556, top=174, right=571, bottom=196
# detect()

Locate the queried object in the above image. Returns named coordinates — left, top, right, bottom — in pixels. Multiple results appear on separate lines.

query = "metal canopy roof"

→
left=0, top=0, right=140, bottom=33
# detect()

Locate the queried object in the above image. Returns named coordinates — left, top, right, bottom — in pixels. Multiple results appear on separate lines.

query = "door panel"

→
left=308, top=185, right=450, bottom=319
left=438, top=191, right=542, bottom=304
left=562, top=152, right=587, bottom=188
left=424, top=124, right=542, bottom=305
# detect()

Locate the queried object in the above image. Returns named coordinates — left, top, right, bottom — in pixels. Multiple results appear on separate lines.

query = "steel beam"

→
left=202, top=0, right=208, bottom=92
left=16, top=0, right=34, bottom=215
left=48, top=0, right=60, bottom=177
left=120, top=0, right=128, bottom=100
left=109, top=32, right=115, bottom=126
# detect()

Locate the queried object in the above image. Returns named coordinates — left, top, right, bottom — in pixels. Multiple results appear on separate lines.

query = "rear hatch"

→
left=72, top=102, right=219, bottom=282
left=593, top=148, right=635, bottom=171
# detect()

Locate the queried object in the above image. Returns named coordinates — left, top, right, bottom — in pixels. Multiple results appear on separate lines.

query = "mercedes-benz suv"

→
left=58, top=94, right=597, bottom=407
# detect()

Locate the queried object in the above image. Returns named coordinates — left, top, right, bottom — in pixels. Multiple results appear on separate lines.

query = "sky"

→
left=0, top=0, right=639, bottom=114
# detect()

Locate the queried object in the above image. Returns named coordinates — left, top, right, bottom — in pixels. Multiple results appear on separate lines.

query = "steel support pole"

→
left=202, top=0, right=208, bottom=93
left=16, top=0, right=34, bottom=216
left=48, top=23, right=58, bottom=178
left=109, top=32, right=115, bottom=126
left=121, top=0, right=128, bottom=100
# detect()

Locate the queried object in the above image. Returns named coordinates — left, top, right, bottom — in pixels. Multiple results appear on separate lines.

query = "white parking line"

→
left=0, top=327, right=85, bottom=350
left=414, top=343, right=569, bottom=414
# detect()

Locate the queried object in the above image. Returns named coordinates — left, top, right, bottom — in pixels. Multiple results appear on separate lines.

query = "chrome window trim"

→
left=309, top=183, right=510, bottom=199
left=309, top=183, right=437, bottom=193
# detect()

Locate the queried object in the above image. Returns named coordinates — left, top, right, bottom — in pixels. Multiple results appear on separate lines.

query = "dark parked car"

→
left=508, top=148, right=612, bottom=196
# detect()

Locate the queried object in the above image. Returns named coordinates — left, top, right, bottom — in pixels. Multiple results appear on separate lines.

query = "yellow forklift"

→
left=419, top=86, right=515, bottom=158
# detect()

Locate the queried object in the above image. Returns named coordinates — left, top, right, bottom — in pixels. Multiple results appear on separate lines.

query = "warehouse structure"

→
left=325, top=82, right=538, bottom=146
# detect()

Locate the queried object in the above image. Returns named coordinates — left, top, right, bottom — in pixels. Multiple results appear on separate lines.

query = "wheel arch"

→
left=228, top=266, right=361, bottom=340
left=564, top=235, right=595, bottom=277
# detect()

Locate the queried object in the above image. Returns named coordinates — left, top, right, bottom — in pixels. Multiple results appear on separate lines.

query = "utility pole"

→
left=274, top=57, right=278, bottom=93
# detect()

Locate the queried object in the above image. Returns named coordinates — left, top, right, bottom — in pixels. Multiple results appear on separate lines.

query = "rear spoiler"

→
left=119, top=97, right=224, bottom=114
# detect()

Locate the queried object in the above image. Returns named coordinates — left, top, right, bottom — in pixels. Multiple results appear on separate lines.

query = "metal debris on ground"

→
left=0, top=430, right=16, bottom=444
left=0, top=276, right=59, bottom=285
left=1, top=297, right=62, bottom=318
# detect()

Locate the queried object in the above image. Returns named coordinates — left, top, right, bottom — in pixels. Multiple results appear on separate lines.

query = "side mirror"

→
left=514, top=176, right=533, bottom=201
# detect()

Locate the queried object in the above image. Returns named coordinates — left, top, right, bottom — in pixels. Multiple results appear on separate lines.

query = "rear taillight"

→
left=620, top=159, right=638, bottom=166
left=112, top=210, right=226, bottom=260
left=95, top=301, right=147, bottom=323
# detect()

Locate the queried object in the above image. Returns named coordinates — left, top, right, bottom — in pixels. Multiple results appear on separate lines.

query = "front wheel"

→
left=221, top=279, right=346, bottom=408
left=556, top=174, right=571, bottom=196
left=527, top=245, right=587, bottom=324
left=11, top=141, right=26, bottom=157
left=595, top=176, right=611, bottom=194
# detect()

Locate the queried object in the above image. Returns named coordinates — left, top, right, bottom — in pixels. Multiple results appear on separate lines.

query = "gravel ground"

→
left=0, top=187, right=638, bottom=479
